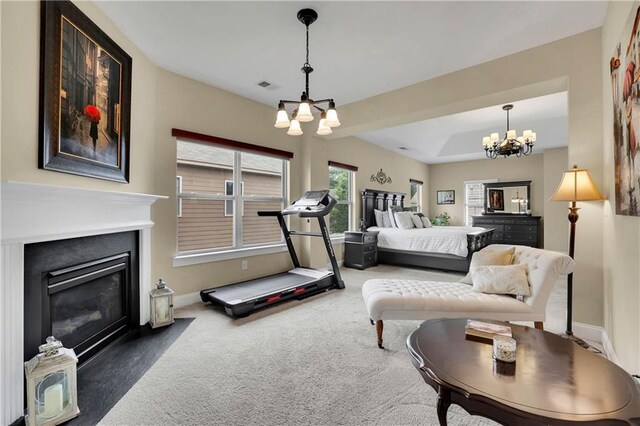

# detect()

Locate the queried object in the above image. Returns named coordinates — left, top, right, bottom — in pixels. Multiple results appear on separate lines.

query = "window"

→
left=464, top=179, right=497, bottom=225
left=176, top=138, right=288, bottom=255
left=328, top=163, right=355, bottom=235
left=409, top=179, right=423, bottom=213
left=224, top=180, right=244, bottom=216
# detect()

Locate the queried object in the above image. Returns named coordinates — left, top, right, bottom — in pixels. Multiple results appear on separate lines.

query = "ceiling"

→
left=95, top=1, right=604, bottom=163
left=358, top=92, right=568, bottom=164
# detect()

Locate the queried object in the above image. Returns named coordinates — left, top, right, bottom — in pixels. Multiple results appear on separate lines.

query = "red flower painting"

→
left=84, top=105, right=101, bottom=123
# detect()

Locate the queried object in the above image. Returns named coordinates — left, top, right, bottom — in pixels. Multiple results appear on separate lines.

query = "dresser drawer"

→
left=504, top=233, right=536, bottom=242
left=505, top=224, right=538, bottom=233
left=362, top=242, right=377, bottom=254
left=363, top=252, right=377, bottom=265
left=363, top=234, right=377, bottom=244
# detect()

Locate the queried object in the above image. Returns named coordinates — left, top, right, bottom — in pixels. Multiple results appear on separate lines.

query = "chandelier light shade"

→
left=482, top=104, right=535, bottom=159
left=273, top=9, right=340, bottom=136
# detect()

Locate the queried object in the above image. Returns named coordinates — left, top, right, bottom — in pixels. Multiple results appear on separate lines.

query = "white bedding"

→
left=368, top=226, right=486, bottom=257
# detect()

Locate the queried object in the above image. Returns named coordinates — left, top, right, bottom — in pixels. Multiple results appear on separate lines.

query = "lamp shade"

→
left=287, top=119, right=303, bottom=136
left=274, top=109, right=291, bottom=128
left=550, top=165, right=605, bottom=202
left=296, top=101, right=314, bottom=122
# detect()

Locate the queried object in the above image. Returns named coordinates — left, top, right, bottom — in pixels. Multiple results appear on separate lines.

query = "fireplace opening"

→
left=24, top=232, right=139, bottom=365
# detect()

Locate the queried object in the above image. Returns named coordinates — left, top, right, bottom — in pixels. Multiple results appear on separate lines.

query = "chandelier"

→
left=482, top=104, right=536, bottom=159
left=273, top=9, right=340, bottom=136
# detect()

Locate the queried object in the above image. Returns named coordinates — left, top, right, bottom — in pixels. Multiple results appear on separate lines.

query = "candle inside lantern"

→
left=492, top=335, right=517, bottom=363
left=156, top=297, right=169, bottom=321
left=43, top=383, right=64, bottom=418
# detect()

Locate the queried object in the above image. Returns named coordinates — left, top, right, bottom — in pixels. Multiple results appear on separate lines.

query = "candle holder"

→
left=24, top=336, right=80, bottom=425
left=492, top=335, right=517, bottom=363
left=150, top=278, right=175, bottom=328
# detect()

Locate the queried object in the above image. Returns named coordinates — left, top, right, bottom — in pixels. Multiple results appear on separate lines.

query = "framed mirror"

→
left=483, top=181, right=531, bottom=215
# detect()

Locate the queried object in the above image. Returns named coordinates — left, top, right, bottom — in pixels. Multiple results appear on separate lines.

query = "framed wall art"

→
left=610, top=5, right=640, bottom=216
left=39, top=0, right=132, bottom=182
left=488, top=189, right=504, bottom=211
left=436, top=190, right=455, bottom=205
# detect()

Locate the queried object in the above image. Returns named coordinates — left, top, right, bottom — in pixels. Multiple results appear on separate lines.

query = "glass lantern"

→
left=24, top=336, right=80, bottom=426
left=150, top=278, right=175, bottom=328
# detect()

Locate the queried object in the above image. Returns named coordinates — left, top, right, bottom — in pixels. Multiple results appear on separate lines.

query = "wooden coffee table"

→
left=407, top=319, right=640, bottom=425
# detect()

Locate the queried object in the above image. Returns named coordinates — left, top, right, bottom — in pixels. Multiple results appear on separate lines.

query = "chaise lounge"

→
left=362, top=245, right=575, bottom=348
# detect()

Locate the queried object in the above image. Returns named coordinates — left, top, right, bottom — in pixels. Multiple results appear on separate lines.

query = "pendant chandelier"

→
left=274, top=9, right=340, bottom=136
left=482, top=104, right=535, bottom=159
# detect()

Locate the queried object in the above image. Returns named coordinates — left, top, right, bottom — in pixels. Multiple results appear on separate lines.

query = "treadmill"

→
left=200, top=190, right=345, bottom=318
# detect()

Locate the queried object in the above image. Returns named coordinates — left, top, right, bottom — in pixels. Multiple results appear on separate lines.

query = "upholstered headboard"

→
left=361, top=189, right=405, bottom=229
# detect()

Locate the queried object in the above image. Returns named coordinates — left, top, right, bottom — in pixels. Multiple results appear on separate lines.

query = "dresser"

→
left=472, top=215, right=541, bottom=248
left=344, top=231, right=378, bottom=270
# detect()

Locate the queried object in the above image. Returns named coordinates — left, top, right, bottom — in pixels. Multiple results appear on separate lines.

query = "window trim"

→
left=409, top=179, right=423, bottom=213
left=328, top=164, right=355, bottom=236
left=176, top=176, right=183, bottom=217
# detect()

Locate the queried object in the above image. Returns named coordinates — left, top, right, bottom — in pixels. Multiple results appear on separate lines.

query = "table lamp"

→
left=550, top=165, right=605, bottom=348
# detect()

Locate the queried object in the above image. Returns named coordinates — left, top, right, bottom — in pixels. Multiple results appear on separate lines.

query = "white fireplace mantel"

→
left=0, top=181, right=167, bottom=425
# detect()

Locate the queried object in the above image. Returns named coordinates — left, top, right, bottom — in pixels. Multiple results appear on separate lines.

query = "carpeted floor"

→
left=100, top=264, right=571, bottom=425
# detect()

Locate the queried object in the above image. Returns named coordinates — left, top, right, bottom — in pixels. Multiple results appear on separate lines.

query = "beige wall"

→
left=542, top=148, right=570, bottom=253
left=602, top=1, right=640, bottom=372
left=428, top=148, right=568, bottom=252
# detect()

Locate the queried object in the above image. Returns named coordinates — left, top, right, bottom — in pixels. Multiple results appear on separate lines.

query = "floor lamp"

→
left=550, top=165, right=605, bottom=348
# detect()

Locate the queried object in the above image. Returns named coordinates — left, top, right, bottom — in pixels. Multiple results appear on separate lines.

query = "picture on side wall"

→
left=39, top=0, right=132, bottom=182
left=488, top=189, right=504, bottom=211
left=610, top=5, right=640, bottom=216
left=436, top=190, right=455, bottom=205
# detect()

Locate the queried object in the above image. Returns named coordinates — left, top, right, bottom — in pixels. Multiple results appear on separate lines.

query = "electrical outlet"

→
left=241, top=260, right=248, bottom=270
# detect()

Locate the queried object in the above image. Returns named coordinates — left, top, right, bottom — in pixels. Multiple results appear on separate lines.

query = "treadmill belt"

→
left=210, top=272, right=316, bottom=305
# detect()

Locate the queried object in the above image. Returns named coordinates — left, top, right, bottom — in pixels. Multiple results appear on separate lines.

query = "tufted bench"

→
left=362, top=245, right=574, bottom=348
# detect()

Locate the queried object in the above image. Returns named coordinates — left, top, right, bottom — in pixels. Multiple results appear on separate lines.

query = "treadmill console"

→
left=282, top=190, right=336, bottom=217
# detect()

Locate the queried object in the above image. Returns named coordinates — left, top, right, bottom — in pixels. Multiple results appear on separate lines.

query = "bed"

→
left=361, top=189, right=494, bottom=272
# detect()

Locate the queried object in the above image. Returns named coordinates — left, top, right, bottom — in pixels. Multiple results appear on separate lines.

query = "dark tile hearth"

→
left=13, top=318, right=193, bottom=426
left=69, top=318, right=193, bottom=425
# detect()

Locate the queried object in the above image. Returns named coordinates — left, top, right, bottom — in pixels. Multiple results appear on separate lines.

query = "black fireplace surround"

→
left=24, top=232, right=139, bottom=365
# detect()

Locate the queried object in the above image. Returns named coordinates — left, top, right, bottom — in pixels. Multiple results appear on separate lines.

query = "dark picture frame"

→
left=488, top=189, right=505, bottom=211
left=436, top=190, right=455, bottom=205
left=39, top=0, right=131, bottom=183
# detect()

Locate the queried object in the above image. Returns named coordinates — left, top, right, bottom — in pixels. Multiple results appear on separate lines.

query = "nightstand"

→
left=344, top=231, right=378, bottom=270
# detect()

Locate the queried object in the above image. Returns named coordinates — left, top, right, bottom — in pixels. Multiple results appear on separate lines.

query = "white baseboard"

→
left=573, top=322, right=603, bottom=343
left=573, top=322, right=622, bottom=368
left=174, top=291, right=202, bottom=309
left=601, top=329, right=622, bottom=367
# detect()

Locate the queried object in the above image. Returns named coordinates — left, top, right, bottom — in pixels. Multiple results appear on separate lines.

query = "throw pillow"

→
left=394, top=211, right=415, bottom=229
left=374, top=209, right=384, bottom=227
left=411, top=214, right=424, bottom=228
left=470, top=264, right=531, bottom=297
left=421, top=217, right=433, bottom=228
left=388, top=205, right=403, bottom=228
left=381, top=211, right=392, bottom=228
left=459, top=247, right=515, bottom=285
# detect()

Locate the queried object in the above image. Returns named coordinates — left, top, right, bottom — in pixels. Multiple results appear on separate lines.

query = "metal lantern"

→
left=150, top=278, right=174, bottom=328
left=24, top=336, right=80, bottom=426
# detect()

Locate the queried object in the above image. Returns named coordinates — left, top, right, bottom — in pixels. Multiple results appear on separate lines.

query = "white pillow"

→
left=411, top=214, right=424, bottom=228
left=460, top=247, right=515, bottom=285
left=421, top=217, right=433, bottom=228
left=394, top=211, right=415, bottom=229
left=388, top=205, right=403, bottom=228
left=381, top=211, right=392, bottom=228
left=374, top=209, right=384, bottom=227
left=470, top=264, right=531, bottom=297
